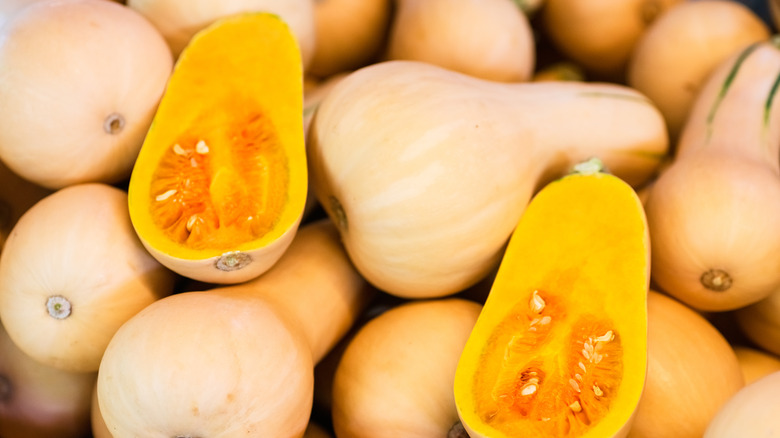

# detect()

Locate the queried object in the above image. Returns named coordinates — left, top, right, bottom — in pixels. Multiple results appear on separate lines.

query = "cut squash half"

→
left=454, top=161, right=650, bottom=438
left=128, top=12, right=307, bottom=284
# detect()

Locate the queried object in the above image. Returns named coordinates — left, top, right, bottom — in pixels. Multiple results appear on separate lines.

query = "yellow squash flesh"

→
left=128, top=12, right=307, bottom=284
left=454, top=165, right=650, bottom=438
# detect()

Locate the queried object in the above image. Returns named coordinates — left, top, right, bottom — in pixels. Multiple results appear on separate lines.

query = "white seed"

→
left=196, top=140, right=209, bottom=154
left=578, top=362, right=587, bottom=373
left=191, top=158, right=198, bottom=167
left=569, top=378, right=581, bottom=393
left=569, top=401, right=582, bottom=413
left=540, top=316, right=552, bottom=325
left=155, top=189, right=177, bottom=201
left=521, top=383, right=537, bottom=396
left=530, top=290, right=545, bottom=313
left=173, top=144, right=187, bottom=155
left=591, top=352, right=603, bottom=364
left=186, top=215, right=198, bottom=231
left=596, top=330, right=614, bottom=343
left=593, top=385, right=604, bottom=397
left=584, top=342, right=595, bottom=354
left=582, top=348, right=591, bottom=360
left=575, top=373, right=582, bottom=382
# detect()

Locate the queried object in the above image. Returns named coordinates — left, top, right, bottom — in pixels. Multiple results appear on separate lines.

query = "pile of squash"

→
left=1, top=0, right=779, bottom=437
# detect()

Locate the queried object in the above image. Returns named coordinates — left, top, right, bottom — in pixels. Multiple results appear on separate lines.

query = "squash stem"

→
left=701, top=269, right=733, bottom=292
left=103, top=112, right=125, bottom=135
left=571, top=157, right=606, bottom=175
left=46, top=295, right=72, bottom=320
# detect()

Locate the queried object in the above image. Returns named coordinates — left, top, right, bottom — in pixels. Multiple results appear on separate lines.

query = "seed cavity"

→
left=529, top=290, right=546, bottom=313
left=46, top=295, right=72, bottom=319
left=156, top=189, right=177, bottom=202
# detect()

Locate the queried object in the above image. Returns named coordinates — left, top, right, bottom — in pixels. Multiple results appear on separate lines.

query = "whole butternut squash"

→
left=734, top=286, right=780, bottom=356
left=96, top=219, right=371, bottom=437
left=308, top=60, right=668, bottom=298
left=386, top=0, right=535, bottom=82
left=703, top=371, right=780, bottom=438
left=627, top=0, right=770, bottom=143
left=644, top=38, right=780, bottom=311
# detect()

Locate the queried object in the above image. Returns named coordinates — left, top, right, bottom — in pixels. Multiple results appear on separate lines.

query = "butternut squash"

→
left=703, top=371, right=780, bottom=438
left=96, top=219, right=371, bottom=437
left=0, top=0, right=173, bottom=189
left=733, top=345, right=780, bottom=385
left=309, top=0, right=391, bottom=78
left=331, top=298, right=482, bottom=438
left=454, top=163, right=650, bottom=438
left=0, top=183, right=175, bottom=373
left=308, top=60, right=668, bottom=298
left=540, top=0, right=683, bottom=80
left=126, top=0, right=316, bottom=66
left=627, top=0, right=770, bottom=144
left=386, top=0, right=535, bottom=82
left=644, top=38, right=780, bottom=311
left=128, top=12, right=308, bottom=284
left=734, top=287, right=780, bottom=356
left=628, top=292, right=744, bottom=438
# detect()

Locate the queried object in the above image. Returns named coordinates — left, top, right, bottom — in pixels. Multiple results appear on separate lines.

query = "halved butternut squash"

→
left=454, top=162, right=650, bottom=438
left=128, top=12, right=307, bottom=284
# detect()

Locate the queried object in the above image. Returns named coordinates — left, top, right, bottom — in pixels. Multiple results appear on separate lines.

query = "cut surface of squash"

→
left=128, top=12, right=307, bottom=283
left=454, top=165, right=650, bottom=438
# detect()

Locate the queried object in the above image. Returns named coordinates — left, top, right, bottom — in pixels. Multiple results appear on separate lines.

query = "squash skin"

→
left=331, top=298, right=482, bottom=438
left=703, top=371, right=780, bottom=438
left=0, top=0, right=173, bottom=190
left=644, top=38, right=780, bottom=311
left=308, top=60, right=667, bottom=298
left=627, top=0, right=770, bottom=143
left=126, top=0, right=316, bottom=67
left=453, top=168, right=650, bottom=438
left=128, top=12, right=308, bottom=284
left=0, top=183, right=175, bottom=373
left=734, top=287, right=780, bottom=357
left=627, top=292, right=744, bottom=438
left=386, top=0, right=536, bottom=82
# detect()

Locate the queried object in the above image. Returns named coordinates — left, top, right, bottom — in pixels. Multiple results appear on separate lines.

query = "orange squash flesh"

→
left=454, top=164, right=650, bottom=438
left=128, top=12, right=307, bottom=282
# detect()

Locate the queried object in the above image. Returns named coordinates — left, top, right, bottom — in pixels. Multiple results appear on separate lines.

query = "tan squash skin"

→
left=331, top=298, right=482, bottom=438
left=0, top=184, right=176, bottom=373
left=386, top=0, right=535, bottom=82
left=126, top=0, right=315, bottom=66
left=1, top=322, right=96, bottom=438
left=0, top=0, right=173, bottom=190
left=644, top=39, right=780, bottom=312
left=627, top=0, right=770, bottom=144
left=703, top=371, right=780, bottom=438
left=540, top=0, right=683, bottom=80
left=308, top=0, right=391, bottom=78
left=735, top=287, right=780, bottom=356
left=627, top=292, right=744, bottom=438
left=733, top=345, right=780, bottom=385
left=97, top=219, right=371, bottom=437
left=308, top=60, right=668, bottom=298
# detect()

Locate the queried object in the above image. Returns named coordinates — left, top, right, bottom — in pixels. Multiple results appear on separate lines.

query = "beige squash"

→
left=627, top=292, right=744, bottom=438
left=308, top=60, right=668, bottom=298
left=733, top=345, right=780, bottom=385
left=704, top=371, right=780, bottom=437
left=644, top=38, right=780, bottom=311
left=734, top=287, right=780, bottom=356
left=97, top=219, right=372, bottom=437
left=627, top=0, right=770, bottom=143
left=308, top=0, right=391, bottom=77
left=1, top=322, right=96, bottom=438
left=0, top=0, right=173, bottom=189
left=331, top=298, right=482, bottom=438
left=386, top=0, right=535, bottom=82
left=0, top=183, right=176, bottom=373
left=540, top=0, right=683, bottom=80
left=126, top=0, right=315, bottom=66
